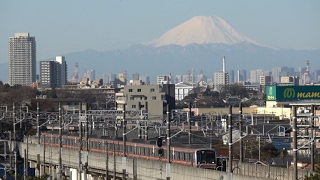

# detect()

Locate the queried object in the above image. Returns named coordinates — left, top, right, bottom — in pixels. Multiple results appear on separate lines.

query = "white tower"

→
left=223, top=56, right=226, bottom=73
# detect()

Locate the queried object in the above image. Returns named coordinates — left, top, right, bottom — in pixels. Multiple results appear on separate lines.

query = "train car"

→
left=39, top=132, right=228, bottom=171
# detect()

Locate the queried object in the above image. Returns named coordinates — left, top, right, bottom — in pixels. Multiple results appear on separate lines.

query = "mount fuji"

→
left=146, top=16, right=267, bottom=48
left=0, top=16, right=319, bottom=83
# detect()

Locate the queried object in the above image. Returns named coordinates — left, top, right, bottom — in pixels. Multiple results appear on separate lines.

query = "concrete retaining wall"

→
left=16, top=141, right=310, bottom=180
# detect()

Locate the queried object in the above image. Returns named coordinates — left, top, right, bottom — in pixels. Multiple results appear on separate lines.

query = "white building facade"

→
left=8, top=33, right=36, bottom=86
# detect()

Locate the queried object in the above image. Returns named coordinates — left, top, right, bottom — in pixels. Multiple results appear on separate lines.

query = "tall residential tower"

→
left=8, top=33, right=36, bottom=86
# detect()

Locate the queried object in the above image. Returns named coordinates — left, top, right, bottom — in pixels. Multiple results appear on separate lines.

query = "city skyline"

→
left=1, top=1, right=320, bottom=64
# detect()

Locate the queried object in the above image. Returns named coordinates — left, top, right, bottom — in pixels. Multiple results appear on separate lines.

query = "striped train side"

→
left=38, top=132, right=228, bottom=171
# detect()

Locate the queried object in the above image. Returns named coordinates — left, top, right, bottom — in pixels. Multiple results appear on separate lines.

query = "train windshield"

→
left=196, top=150, right=216, bottom=164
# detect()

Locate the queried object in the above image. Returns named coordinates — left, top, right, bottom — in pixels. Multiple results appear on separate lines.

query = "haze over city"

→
left=1, top=0, right=320, bottom=63
left=2, top=1, right=320, bottom=179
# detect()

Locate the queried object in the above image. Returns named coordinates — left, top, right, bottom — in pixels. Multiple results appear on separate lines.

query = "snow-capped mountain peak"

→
left=146, top=16, right=264, bottom=47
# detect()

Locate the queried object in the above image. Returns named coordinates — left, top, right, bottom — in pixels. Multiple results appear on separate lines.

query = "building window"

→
left=130, top=96, right=134, bottom=100
left=161, top=95, right=166, bottom=100
left=132, top=105, right=136, bottom=108
left=129, top=89, right=133, bottom=92
left=144, top=97, right=147, bottom=100
left=137, top=89, right=141, bottom=92
left=150, top=88, right=155, bottom=92
left=152, top=96, right=156, bottom=100
left=140, top=105, right=145, bottom=108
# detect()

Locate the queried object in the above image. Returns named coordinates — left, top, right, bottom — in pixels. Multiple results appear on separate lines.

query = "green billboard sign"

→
left=266, top=85, right=320, bottom=101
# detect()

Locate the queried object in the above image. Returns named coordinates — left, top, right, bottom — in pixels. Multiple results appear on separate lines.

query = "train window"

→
left=185, top=153, right=189, bottom=161
left=142, top=147, right=145, bottom=155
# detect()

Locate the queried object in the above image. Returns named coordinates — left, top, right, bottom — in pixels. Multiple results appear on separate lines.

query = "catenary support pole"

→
left=59, top=103, right=62, bottom=180
left=36, top=102, right=40, bottom=177
left=166, top=104, right=170, bottom=180
left=122, top=105, right=126, bottom=180
left=311, top=104, right=315, bottom=172
left=105, top=141, right=109, bottom=180
left=228, top=105, right=233, bottom=173
left=188, top=103, right=191, bottom=145
left=239, top=103, right=243, bottom=164
left=79, top=121, right=82, bottom=180
left=13, top=103, right=17, bottom=179
left=293, top=106, right=297, bottom=180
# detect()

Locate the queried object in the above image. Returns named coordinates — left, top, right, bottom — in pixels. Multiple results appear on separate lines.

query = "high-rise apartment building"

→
left=40, top=56, right=67, bottom=88
left=8, top=33, right=36, bottom=86
left=55, top=56, right=67, bottom=87
left=40, top=61, right=57, bottom=88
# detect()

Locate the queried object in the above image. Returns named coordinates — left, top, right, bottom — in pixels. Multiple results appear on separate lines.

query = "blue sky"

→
left=1, top=0, right=319, bottom=63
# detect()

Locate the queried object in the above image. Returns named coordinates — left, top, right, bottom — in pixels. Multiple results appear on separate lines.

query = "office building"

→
left=40, top=61, right=57, bottom=88
left=55, top=56, right=67, bottom=87
left=86, top=70, right=95, bottom=82
left=139, top=75, right=150, bottom=85
left=175, top=75, right=182, bottom=83
left=314, top=70, right=320, bottom=83
left=157, top=75, right=171, bottom=84
left=8, top=33, right=36, bottom=86
left=228, top=70, right=235, bottom=84
left=40, top=56, right=68, bottom=88
left=280, top=76, right=299, bottom=86
left=237, top=69, right=247, bottom=82
left=132, top=73, right=139, bottom=81
left=260, top=76, right=273, bottom=86
left=115, top=84, right=175, bottom=117
left=214, top=72, right=229, bottom=91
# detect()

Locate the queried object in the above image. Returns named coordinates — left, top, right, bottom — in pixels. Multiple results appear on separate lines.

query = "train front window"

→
left=197, top=150, right=215, bottom=164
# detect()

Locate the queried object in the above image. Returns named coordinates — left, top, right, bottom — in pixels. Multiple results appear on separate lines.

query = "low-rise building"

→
left=116, top=84, right=175, bottom=117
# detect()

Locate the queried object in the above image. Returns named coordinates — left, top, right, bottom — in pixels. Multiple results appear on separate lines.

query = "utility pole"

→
left=239, top=103, right=243, bottom=163
left=293, top=106, right=297, bottom=180
left=166, top=104, right=170, bottom=180
left=122, top=105, right=126, bottom=180
left=228, top=105, right=232, bottom=173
